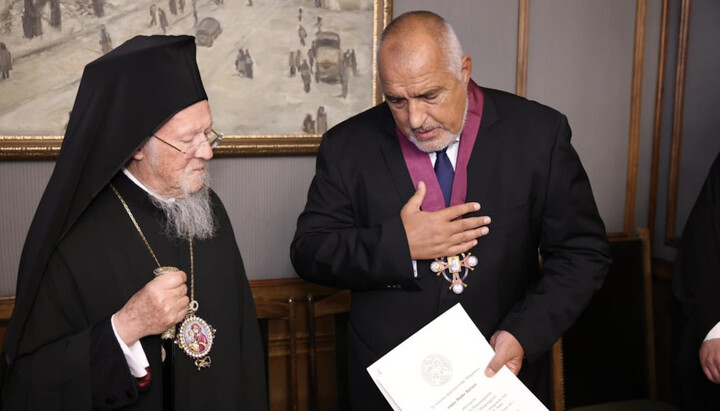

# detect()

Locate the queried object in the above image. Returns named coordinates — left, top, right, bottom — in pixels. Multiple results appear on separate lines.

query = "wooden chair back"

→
left=551, top=228, right=658, bottom=410
left=305, top=290, right=351, bottom=411
left=255, top=297, right=299, bottom=411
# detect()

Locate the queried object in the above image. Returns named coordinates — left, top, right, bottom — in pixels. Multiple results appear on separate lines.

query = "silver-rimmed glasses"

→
left=152, top=129, right=224, bottom=156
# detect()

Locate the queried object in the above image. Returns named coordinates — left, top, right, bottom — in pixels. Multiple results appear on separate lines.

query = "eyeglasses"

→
left=152, top=129, right=224, bottom=156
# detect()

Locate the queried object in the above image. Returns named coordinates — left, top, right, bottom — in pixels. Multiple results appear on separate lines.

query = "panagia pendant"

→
left=176, top=311, right=216, bottom=370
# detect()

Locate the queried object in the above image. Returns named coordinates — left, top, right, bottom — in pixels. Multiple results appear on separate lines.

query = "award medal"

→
left=113, top=184, right=215, bottom=371
left=430, top=253, right=478, bottom=294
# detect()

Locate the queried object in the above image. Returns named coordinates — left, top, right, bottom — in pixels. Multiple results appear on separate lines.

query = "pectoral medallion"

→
left=430, top=253, right=478, bottom=294
left=176, top=302, right=216, bottom=370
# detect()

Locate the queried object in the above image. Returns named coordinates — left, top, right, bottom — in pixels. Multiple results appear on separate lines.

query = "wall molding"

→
left=515, top=0, right=530, bottom=98
left=623, top=0, right=648, bottom=238
left=648, top=0, right=671, bottom=241
left=665, top=0, right=693, bottom=247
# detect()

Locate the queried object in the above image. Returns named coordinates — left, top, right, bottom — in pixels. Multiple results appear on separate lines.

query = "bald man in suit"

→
left=291, top=11, right=610, bottom=409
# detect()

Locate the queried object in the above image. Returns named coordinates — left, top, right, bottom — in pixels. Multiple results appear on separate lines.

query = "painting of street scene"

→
left=0, top=0, right=378, bottom=136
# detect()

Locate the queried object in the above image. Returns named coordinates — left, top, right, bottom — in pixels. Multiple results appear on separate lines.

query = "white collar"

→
left=122, top=168, right=175, bottom=203
left=429, top=137, right=461, bottom=170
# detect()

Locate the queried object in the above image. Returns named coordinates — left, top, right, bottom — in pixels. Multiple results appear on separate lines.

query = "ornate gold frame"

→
left=0, top=0, right=392, bottom=160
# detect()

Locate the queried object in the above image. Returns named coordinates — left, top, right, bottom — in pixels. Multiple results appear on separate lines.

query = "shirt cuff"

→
left=412, top=260, right=418, bottom=278
left=111, top=314, right=150, bottom=378
left=705, top=322, right=720, bottom=341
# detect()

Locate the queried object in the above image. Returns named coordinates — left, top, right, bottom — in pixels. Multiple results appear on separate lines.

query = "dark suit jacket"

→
left=291, top=86, right=611, bottom=409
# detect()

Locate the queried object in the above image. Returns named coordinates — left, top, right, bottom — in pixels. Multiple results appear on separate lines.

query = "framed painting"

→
left=0, top=0, right=392, bottom=159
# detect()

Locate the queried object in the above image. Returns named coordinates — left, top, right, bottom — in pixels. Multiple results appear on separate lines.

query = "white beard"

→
left=150, top=176, right=217, bottom=241
left=407, top=96, right=469, bottom=153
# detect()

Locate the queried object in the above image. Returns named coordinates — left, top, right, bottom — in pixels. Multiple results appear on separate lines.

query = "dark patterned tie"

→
left=435, top=148, right=454, bottom=207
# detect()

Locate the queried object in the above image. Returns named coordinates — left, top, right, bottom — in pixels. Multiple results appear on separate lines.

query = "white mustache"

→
left=412, top=125, right=441, bottom=134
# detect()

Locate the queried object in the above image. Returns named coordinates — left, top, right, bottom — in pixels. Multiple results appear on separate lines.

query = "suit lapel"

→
left=379, top=124, right=416, bottom=206
left=466, top=90, right=503, bottom=206
left=439, top=90, right=504, bottom=304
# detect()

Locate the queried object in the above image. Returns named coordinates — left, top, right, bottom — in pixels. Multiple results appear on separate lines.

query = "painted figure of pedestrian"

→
left=149, top=4, right=157, bottom=26
left=295, top=50, right=303, bottom=72
left=339, top=65, right=348, bottom=98
left=316, top=106, right=327, bottom=134
left=307, top=47, right=315, bottom=72
left=300, top=59, right=311, bottom=93
left=244, top=49, right=254, bottom=79
left=235, top=49, right=246, bottom=76
left=298, top=7, right=303, bottom=22
left=49, top=0, right=61, bottom=29
left=302, top=114, right=315, bottom=134
left=289, top=51, right=296, bottom=77
left=91, top=0, right=105, bottom=17
left=298, top=24, right=307, bottom=46
left=192, top=0, right=198, bottom=26
left=314, top=0, right=322, bottom=7
left=315, top=16, right=322, bottom=33
left=159, top=8, right=169, bottom=33
left=179, top=0, right=185, bottom=13
left=349, top=49, right=358, bottom=75
left=0, top=42, right=12, bottom=80
left=99, top=25, right=113, bottom=54
left=169, top=0, right=177, bottom=15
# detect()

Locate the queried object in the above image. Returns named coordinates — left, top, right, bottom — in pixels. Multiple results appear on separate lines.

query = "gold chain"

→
left=189, top=237, right=194, bottom=303
left=110, top=184, right=195, bottom=302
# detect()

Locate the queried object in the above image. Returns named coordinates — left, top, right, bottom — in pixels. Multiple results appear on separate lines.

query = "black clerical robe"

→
left=674, top=152, right=720, bottom=410
left=2, top=173, right=267, bottom=410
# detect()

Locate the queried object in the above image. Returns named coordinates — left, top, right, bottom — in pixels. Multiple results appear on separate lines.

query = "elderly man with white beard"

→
left=2, top=36, right=267, bottom=411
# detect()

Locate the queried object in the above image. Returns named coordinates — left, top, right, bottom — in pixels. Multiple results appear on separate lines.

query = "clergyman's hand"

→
left=700, top=338, right=720, bottom=384
left=400, top=181, right=491, bottom=260
left=113, top=270, right=189, bottom=345
left=485, top=330, right=525, bottom=377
